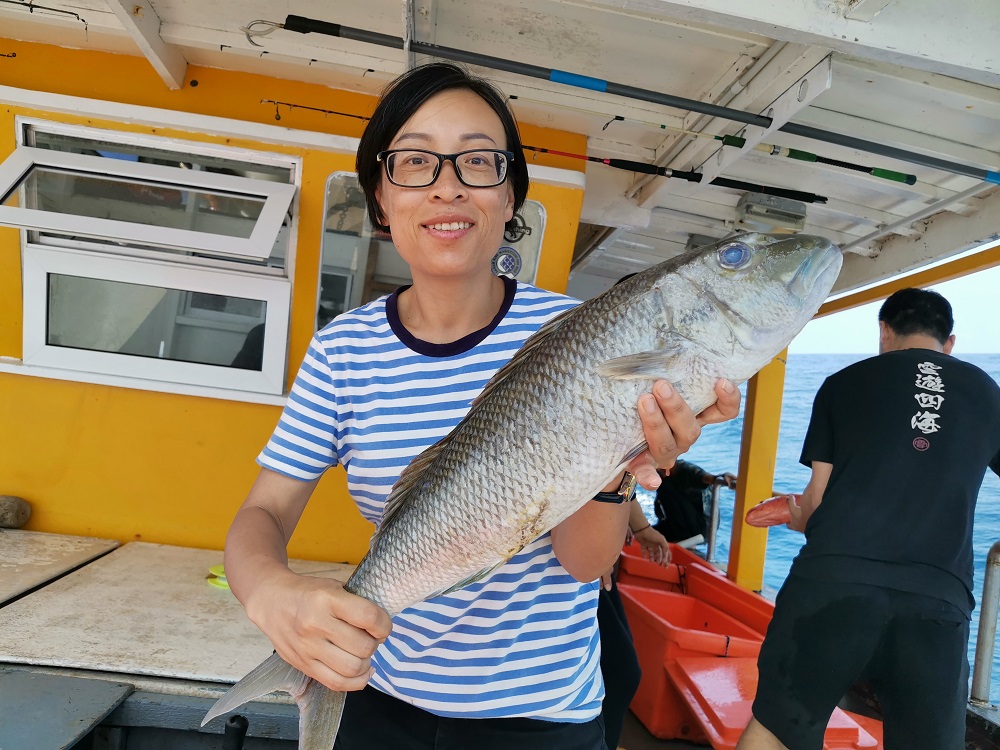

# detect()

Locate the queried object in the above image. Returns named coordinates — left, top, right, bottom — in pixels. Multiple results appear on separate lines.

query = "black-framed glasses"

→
left=377, top=149, right=514, bottom=188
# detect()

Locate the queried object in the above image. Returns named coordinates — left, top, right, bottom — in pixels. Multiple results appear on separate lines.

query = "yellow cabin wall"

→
left=0, top=39, right=586, bottom=560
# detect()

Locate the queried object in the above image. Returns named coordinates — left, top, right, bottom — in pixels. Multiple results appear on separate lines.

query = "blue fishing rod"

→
left=245, top=15, right=1000, bottom=185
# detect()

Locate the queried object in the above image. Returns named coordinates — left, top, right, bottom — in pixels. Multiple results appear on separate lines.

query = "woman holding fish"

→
left=216, top=63, right=743, bottom=749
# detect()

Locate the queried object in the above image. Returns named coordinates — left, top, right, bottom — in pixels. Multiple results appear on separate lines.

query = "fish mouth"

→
left=788, top=238, right=842, bottom=301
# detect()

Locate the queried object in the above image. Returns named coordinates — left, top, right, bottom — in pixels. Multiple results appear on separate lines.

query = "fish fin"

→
left=433, top=560, right=509, bottom=598
left=622, top=442, right=649, bottom=465
left=298, top=680, right=346, bottom=750
left=597, top=342, right=694, bottom=381
left=201, top=652, right=310, bottom=727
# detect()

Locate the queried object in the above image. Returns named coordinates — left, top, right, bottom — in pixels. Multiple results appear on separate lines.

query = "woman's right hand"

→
left=224, top=469, right=393, bottom=692
left=245, top=569, right=393, bottom=692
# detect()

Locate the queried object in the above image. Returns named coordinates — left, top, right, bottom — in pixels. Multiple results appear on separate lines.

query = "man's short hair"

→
left=878, top=287, right=954, bottom=344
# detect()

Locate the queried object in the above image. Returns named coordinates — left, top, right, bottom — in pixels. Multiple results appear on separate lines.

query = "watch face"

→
left=619, top=471, right=638, bottom=501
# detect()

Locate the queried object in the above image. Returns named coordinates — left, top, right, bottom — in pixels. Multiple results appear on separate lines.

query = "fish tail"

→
left=299, top=681, right=347, bottom=749
left=201, top=652, right=311, bottom=727
left=202, top=652, right=347, bottom=749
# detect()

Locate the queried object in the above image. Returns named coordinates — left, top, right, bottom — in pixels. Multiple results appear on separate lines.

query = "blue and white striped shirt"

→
left=258, top=278, right=604, bottom=722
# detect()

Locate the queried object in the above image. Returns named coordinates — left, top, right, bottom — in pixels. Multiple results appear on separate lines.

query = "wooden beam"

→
left=107, top=0, right=187, bottom=90
left=571, top=0, right=1000, bottom=86
left=832, top=188, right=1000, bottom=294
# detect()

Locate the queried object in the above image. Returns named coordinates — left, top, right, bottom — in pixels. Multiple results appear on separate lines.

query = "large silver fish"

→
left=202, top=232, right=842, bottom=748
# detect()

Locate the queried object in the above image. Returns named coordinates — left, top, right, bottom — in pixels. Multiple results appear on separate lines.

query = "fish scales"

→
left=349, top=279, right=658, bottom=613
left=202, top=232, right=843, bottom=748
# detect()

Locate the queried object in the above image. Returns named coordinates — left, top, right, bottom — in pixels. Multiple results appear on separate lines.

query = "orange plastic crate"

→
left=618, top=583, right=763, bottom=740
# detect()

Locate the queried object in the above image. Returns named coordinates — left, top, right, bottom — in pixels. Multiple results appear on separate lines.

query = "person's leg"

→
left=736, top=717, right=792, bottom=750
left=742, top=576, right=889, bottom=750
left=334, top=684, right=437, bottom=749
left=597, top=580, right=642, bottom=750
left=871, top=592, right=969, bottom=750
left=437, top=714, right=606, bottom=750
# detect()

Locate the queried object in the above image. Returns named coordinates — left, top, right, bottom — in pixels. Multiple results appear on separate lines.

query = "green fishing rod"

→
left=524, top=145, right=828, bottom=204
left=514, top=98, right=917, bottom=186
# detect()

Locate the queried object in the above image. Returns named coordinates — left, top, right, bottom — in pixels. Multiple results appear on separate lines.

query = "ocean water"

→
left=635, top=352, right=1000, bottom=701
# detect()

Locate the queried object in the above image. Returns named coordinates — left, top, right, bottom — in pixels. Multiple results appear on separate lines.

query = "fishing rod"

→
left=240, top=15, right=1000, bottom=185
left=511, top=96, right=917, bottom=186
left=523, top=145, right=828, bottom=204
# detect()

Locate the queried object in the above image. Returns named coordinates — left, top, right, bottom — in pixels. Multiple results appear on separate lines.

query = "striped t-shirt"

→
left=258, top=277, right=605, bottom=722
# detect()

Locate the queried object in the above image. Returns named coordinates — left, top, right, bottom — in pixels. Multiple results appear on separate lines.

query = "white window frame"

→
left=0, top=146, right=295, bottom=259
left=23, top=246, right=291, bottom=395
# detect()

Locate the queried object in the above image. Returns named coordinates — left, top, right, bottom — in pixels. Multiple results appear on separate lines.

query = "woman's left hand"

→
left=627, top=379, right=740, bottom=491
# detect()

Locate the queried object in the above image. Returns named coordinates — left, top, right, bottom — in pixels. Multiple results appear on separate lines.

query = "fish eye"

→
left=718, top=242, right=752, bottom=269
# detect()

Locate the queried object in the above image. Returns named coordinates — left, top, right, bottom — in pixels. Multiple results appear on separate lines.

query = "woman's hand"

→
left=245, top=570, right=393, bottom=693
left=627, top=378, right=741, bottom=491
left=224, top=469, right=393, bottom=693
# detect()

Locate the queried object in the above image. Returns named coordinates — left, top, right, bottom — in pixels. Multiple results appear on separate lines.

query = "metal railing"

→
left=971, top=540, right=1000, bottom=706
left=706, top=475, right=731, bottom=564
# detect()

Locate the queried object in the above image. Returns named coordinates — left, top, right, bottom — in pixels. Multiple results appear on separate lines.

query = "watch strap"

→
left=592, top=471, right=637, bottom=504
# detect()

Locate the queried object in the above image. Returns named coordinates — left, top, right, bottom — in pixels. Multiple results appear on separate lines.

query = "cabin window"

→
left=318, top=173, right=547, bottom=330
left=22, top=247, right=290, bottom=394
left=3, top=121, right=299, bottom=397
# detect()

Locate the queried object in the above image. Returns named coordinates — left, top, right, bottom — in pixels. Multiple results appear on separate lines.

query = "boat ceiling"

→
left=2, top=0, right=998, bottom=299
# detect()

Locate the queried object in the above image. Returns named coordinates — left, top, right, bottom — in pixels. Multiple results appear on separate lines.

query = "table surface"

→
left=0, top=529, right=119, bottom=604
left=0, top=541, right=355, bottom=684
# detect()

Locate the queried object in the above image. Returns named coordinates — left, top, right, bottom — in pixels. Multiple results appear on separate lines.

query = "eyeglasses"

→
left=377, top=149, right=514, bottom=188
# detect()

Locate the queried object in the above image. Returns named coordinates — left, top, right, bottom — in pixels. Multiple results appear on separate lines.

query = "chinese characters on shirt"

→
left=912, top=361, right=945, bottom=435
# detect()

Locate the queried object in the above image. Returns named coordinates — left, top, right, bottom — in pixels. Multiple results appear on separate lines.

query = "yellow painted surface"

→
left=0, top=39, right=588, bottom=559
left=727, top=351, right=788, bottom=591
left=528, top=181, right=585, bottom=294
left=0, top=373, right=373, bottom=560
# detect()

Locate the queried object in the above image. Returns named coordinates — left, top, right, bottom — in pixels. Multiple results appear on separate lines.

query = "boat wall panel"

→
left=0, top=38, right=588, bottom=560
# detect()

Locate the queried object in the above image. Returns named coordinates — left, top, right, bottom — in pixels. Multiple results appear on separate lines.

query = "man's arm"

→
left=788, top=460, right=832, bottom=533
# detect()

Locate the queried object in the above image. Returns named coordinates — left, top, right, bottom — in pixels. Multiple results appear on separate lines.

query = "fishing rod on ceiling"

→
left=523, top=145, right=828, bottom=204
left=239, top=15, right=1000, bottom=185
left=510, top=95, right=917, bottom=186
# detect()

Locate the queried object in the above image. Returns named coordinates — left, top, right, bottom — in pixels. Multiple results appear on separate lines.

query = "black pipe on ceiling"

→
left=278, top=15, right=1000, bottom=185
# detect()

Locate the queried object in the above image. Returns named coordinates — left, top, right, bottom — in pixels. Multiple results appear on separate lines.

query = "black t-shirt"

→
left=653, top=459, right=711, bottom=542
left=792, top=349, right=1000, bottom=617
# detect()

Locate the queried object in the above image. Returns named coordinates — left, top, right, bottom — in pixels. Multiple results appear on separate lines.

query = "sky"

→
left=788, top=262, right=1000, bottom=355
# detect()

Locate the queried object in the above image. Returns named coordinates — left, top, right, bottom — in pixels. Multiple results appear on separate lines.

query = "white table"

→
left=0, top=541, right=354, bottom=683
left=0, top=529, right=119, bottom=604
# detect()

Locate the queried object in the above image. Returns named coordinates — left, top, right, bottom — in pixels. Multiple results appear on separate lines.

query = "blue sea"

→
left=635, top=352, right=1000, bottom=701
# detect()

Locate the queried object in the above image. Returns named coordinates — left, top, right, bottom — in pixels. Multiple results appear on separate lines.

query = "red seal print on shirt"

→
left=913, top=437, right=930, bottom=451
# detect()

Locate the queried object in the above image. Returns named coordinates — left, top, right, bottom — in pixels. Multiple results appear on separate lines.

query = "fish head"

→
left=666, top=232, right=842, bottom=372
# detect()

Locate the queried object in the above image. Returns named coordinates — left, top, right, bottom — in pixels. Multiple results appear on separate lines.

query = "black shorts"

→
left=753, top=575, right=969, bottom=750
left=334, top=683, right=606, bottom=750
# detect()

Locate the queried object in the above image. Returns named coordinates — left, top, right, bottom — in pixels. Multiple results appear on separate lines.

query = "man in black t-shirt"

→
left=738, top=288, right=1000, bottom=750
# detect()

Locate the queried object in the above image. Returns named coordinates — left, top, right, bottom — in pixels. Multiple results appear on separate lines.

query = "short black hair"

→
left=878, top=287, right=954, bottom=344
left=356, top=62, right=529, bottom=235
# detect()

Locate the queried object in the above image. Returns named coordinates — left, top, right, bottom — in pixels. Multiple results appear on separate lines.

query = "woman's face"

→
left=375, top=88, right=515, bottom=281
